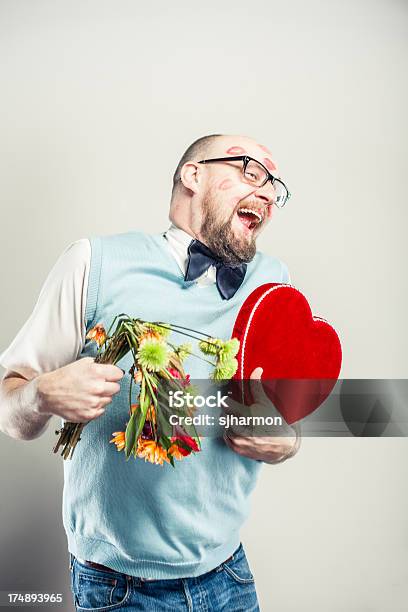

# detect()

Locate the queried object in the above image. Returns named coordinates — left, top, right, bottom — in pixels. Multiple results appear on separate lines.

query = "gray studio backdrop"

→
left=1, top=1, right=407, bottom=611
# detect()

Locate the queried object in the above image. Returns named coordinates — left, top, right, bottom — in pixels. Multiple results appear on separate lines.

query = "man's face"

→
left=195, top=138, right=280, bottom=266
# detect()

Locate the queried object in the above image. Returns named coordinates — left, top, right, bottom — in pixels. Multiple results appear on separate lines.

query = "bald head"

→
left=172, top=133, right=279, bottom=194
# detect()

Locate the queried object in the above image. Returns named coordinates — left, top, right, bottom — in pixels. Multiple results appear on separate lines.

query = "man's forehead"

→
left=213, top=136, right=279, bottom=174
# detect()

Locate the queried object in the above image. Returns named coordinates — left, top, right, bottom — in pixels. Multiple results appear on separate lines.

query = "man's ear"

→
left=180, top=162, right=202, bottom=194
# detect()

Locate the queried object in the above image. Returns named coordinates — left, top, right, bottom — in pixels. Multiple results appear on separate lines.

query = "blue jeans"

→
left=69, top=542, right=260, bottom=611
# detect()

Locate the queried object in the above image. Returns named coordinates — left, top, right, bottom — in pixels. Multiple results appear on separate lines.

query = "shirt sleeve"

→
left=0, top=239, right=91, bottom=380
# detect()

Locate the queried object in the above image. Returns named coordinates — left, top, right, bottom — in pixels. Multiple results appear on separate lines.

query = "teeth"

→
left=238, top=208, right=263, bottom=223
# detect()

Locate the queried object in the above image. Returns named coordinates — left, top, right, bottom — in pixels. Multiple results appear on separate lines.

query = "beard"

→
left=199, top=190, right=258, bottom=266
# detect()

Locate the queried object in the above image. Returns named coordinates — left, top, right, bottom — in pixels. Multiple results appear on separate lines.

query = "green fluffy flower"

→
left=218, top=338, right=240, bottom=364
left=211, top=357, right=238, bottom=380
left=175, top=342, right=192, bottom=362
left=137, top=337, right=170, bottom=372
left=199, top=338, right=223, bottom=355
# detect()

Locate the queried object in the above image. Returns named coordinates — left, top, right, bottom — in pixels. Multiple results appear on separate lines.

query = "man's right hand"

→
left=34, top=357, right=124, bottom=423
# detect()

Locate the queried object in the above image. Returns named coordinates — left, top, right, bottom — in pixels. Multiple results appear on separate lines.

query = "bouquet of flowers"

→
left=53, top=314, right=240, bottom=466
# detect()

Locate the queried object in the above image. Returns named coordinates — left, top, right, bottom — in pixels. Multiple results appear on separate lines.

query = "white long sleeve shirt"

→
left=0, top=224, right=217, bottom=379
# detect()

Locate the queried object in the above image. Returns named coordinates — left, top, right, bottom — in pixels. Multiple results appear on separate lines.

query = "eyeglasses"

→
left=197, top=155, right=291, bottom=208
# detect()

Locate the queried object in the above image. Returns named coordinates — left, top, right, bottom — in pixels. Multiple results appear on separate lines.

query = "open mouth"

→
left=236, top=207, right=263, bottom=231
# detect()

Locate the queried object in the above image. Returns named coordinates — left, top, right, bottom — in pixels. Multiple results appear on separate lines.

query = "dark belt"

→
left=82, top=560, right=118, bottom=573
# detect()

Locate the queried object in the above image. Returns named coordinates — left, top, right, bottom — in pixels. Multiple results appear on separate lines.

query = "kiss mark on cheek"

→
left=263, top=158, right=277, bottom=172
left=217, top=178, right=233, bottom=191
left=226, top=146, right=247, bottom=155
left=257, top=143, right=273, bottom=155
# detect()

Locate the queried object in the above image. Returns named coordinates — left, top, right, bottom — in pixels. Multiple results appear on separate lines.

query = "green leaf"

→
left=134, top=408, right=147, bottom=443
left=159, top=435, right=171, bottom=450
left=142, top=388, right=150, bottom=412
left=157, top=405, right=172, bottom=438
left=130, top=382, right=150, bottom=456
left=125, top=412, right=138, bottom=459
left=139, top=375, right=146, bottom=409
left=144, top=372, right=158, bottom=407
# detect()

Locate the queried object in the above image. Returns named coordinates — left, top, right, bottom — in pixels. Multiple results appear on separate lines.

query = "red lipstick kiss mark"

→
left=217, top=178, right=233, bottom=190
left=263, top=158, right=277, bottom=172
left=226, top=146, right=247, bottom=155
left=257, top=143, right=273, bottom=155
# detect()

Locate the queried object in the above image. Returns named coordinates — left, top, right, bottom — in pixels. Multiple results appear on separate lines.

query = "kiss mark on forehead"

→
left=257, top=143, right=273, bottom=155
left=226, top=146, right=247, bottom=155
left=217, top=178, right=233, bottom=191
left=263, top=158, right=277, bottom=172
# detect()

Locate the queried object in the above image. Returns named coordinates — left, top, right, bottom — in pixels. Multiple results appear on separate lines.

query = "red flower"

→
left=168, top=368, right=190, bottom=388
left=182, top=374, right=191, bottom=388
left=168, top=367, right=181, bottom=379
left=171, top=427, right=200, bottom=456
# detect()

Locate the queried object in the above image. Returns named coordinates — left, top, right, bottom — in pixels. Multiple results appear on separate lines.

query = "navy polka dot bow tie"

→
left=184, top=239, right=247, bottom=300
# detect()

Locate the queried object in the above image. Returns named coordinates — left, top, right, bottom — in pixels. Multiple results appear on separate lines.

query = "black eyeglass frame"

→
left=197, top=155, right=291, bottom=208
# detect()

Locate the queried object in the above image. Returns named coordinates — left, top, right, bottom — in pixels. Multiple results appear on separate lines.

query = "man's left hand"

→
left=222, top=367, right=301, bottom=464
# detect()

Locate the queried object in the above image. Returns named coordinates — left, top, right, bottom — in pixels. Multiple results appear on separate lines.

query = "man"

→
left=0, top=133, right=300, bottom=611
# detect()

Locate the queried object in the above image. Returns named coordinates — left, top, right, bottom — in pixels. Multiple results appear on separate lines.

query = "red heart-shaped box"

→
left=231, top=283, right=342, bottom=424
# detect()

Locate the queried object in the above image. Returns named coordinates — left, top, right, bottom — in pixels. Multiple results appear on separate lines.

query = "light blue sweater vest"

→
left=63, top=230, right=290, bottom=579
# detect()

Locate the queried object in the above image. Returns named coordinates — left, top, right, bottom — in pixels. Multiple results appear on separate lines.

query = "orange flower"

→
left=136, top=439, right=170, bottom=466
left=86, top=323, right=107, bottom=347
left=167, top=443, right=185, bottom=461
left=110, top=431, right=125, bottom=451
left=139, top=330, right=162, bottom=344
left=130, top=403, right=139, bottom=414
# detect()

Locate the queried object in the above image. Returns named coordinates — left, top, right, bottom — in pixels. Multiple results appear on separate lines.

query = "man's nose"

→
left=253, top=181, right=275, bottom=206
